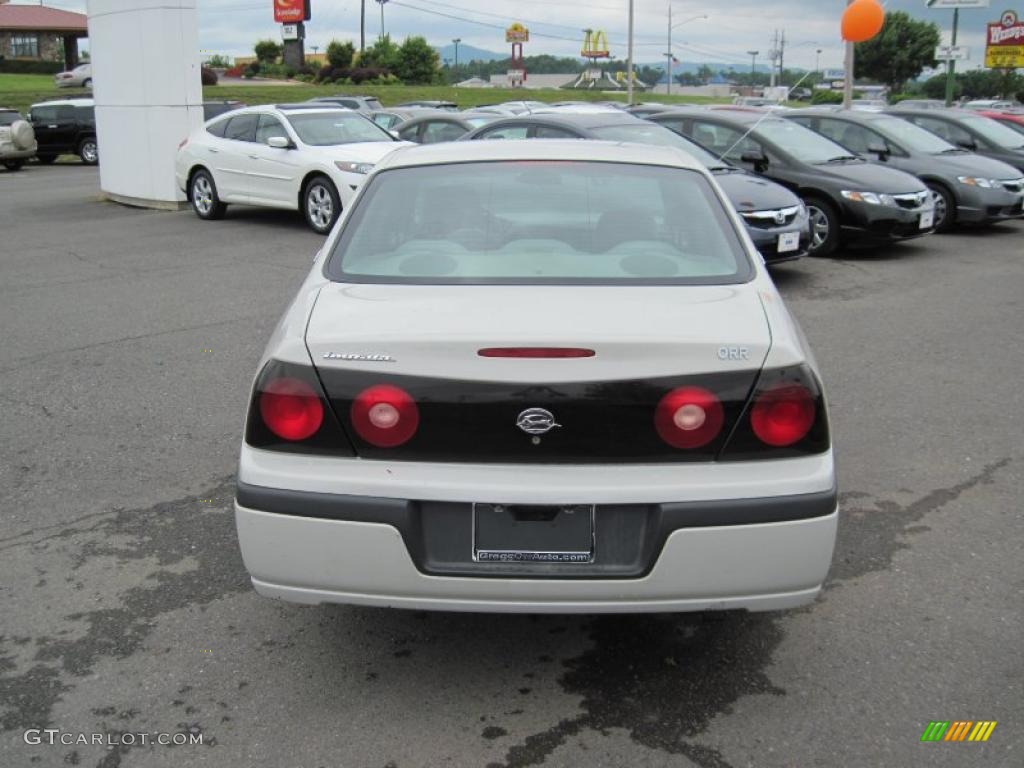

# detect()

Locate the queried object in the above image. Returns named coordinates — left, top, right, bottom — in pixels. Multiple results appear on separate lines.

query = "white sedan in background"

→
left=54, top=63, right=91, bottom=88
left=175, top=104, right=411, bottom=233
left=234, top=140, right=838, bottom=614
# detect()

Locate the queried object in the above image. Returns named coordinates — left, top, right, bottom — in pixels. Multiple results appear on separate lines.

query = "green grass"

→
left=0, top=74, right=730, bottom=114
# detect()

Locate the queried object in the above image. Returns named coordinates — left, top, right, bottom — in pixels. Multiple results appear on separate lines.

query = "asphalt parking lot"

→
left=1, top=164, right=1022, bottom=768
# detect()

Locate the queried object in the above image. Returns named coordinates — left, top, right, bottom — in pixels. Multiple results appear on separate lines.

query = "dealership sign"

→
left=274, top=0, right=310, bottom=24
left=985, top=10, right=1024, bottom=68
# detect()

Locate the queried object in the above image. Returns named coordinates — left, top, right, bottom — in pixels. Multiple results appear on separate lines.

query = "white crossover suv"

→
left=234, top=140, right=838, bottom=613
left=175, top=104, right=411, bottom=233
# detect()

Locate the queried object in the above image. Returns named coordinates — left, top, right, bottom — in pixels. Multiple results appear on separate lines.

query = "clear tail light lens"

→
left=750, top=384, right=815, bottom=447
left=654, top=386, right=724, bottom=449
left=259, top=377, right=324, bottom=441
left=351, top=384, right=419, bottom=447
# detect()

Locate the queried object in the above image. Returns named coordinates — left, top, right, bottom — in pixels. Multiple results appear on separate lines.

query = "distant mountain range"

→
left=432, top=44, right=781, bottom=73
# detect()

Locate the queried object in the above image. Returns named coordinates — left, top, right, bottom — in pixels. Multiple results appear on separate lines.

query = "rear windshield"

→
left=326, top=160, right=751, bottom=285
left=286, top=112, right=393, bottom=145
left=589, top=123, right=726, bottom=168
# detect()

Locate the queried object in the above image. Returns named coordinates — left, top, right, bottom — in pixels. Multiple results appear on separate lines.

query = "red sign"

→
left=274, top=0, right=307, bottom=24
left=987, top=10, right=1024, bottom=46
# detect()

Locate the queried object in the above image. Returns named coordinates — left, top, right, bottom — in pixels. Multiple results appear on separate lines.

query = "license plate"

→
left=777, top=231, right=801, bottom=253
left=473, top=504, right=594, bottom=563
left=919, top=210, right=934, bottom=230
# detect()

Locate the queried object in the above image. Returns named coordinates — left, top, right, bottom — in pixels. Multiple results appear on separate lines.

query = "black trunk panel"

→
left=316, top=368, right=759, bottom=463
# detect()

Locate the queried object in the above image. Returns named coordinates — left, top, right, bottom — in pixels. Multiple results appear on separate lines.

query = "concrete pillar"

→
left=85, top=0, right=203, bottom=209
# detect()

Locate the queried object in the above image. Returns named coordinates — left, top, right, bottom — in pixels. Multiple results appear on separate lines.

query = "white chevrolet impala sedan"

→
left=235, top=140, right=838, bottom=613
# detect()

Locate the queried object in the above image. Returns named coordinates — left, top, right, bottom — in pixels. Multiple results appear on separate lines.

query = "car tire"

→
left=36, top=155, right=57, bottom=165
left=82, top=78, right=92, bottom=89
left=802, top=195, right=840, bottom=257
left=3, top=160, right=24, bottom=171
left=78, top=137, right=98, bottom=165
left=926, top=182, right=955, bottom=233
left=189, top=169, right=227, bottom=221
left=303, top=175, right=341, bottom=234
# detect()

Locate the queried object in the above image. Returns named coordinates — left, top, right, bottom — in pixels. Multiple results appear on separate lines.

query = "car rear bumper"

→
left=0, top=145, right=37, bottom=160
left=236, top=503, right=837, bottom=613
left=234, top=450, right=837, bottom=613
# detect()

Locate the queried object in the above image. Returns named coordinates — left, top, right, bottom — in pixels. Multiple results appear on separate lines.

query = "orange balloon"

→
left=842, top=0, right=885, bottom=43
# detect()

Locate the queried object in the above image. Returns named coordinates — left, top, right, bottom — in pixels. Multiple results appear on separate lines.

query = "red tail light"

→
left=351, top=384, right=419, bottom=447
left=750, top=384, right=815, bottom=447
left=478, top=347, right=595, bottom=358
left=654, top=386, right=724, bottom=449
left=259, top=377, right=324, bottom=441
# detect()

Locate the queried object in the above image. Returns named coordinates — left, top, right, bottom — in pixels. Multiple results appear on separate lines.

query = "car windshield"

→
left=286, top=112, right=393, bottom=145
left=872, top=117, right=954, bottom=153
left=588, top=123, right=726, bottom=168
left=959, top=115, right=1024, bottom=149
left=755, top=119, right=856, bottom=164
left=328, top=160, right=750, bottom=285
left=1000, top=119, right=1024, bottom=137
left=0, top=111, right=21, bottom=126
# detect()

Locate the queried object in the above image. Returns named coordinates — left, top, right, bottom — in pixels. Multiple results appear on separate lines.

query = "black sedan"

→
left=394, top=113, right=498, bottom=144
left=786, top=110, right=1024, bottom=231
left=647, top=108, right=935, bottom=256
left=460, top=113, right=811, bottom=263
left=887, top=107, right=1024, bottom=174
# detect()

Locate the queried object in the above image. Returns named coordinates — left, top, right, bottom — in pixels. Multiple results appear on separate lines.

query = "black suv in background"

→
left=27, top=98, right=97, bottom=165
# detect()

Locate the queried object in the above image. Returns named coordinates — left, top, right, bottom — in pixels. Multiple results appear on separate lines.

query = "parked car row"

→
left=172, top=97, right=1024, bottom=250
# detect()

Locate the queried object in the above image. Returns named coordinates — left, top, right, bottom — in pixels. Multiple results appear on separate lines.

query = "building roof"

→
left=0, top=4, right=88, bottom=33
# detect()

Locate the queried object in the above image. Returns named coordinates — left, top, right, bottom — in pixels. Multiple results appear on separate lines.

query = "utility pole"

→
left=778, top=29, right=785, bottom=87
left=768, top=30, right=778, bottom=88
left=360, top=0, right=365, bottom=52
left=944, top=8, right=959, bottom=106
left=452, top=37, right=461, bottom=70
left=627, top=0, right=635, bottom=105
left=815, top=48, right=822, bottom=75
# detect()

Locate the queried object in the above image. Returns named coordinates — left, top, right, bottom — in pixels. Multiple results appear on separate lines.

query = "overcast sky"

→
left=25, top=0, right=999, bottom=72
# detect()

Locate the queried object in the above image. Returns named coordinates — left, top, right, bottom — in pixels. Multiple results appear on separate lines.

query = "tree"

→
left=697, top=64, right=713, bottom=84
left=253, top=39, right=282, bottom=64
left=326, top=40, right=355, bottom=70
left=854, top=11, right=940, bottom=92
left=396, top=36, right=439, bottom=84
left=358, top=35, right=400, bottom=71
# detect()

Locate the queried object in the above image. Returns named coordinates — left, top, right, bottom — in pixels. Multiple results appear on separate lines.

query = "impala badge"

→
left=516, top=408, right=561, bottom=435
left=323, top=352, right=395, bottom=362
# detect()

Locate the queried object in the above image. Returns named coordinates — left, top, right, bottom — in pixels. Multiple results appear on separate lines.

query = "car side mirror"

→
left=266, top=136, right=292, bottom=149
left=955, top=138, right=977, bottom=151
left=389, top=130, right=400, bottom=139
left=867, top=142, right=890, bottom=159
left=740, top=149, right=769, bottom=170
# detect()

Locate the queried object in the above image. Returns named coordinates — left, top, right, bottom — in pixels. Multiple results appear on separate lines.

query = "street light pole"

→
left=452, top=37, right=461, bottom=70
left=376, top=0, right=389, bottom=41
left=666, top=5, right=672, bottom=97
left=747, top=49, right=758, bottom=78
left=627, top=0, right=634, bottom=105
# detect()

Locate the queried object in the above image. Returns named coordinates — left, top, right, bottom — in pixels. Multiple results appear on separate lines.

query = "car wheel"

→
left=802, top=195, right=840, bottom=257
left=927, top=183, right=955, bottom=233
left=189, top=169, right=226, bottom=220
left=78, top=137, right=98, bottom=165
left=3, top=160, right=24, bottom=171
left=36, top=155, right=57, bottom=165
left=303, top=176, right=341, bottom=234
left=82, top=78, right=92, bottom=89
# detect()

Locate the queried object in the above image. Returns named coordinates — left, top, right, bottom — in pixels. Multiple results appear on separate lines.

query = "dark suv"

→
left=27, top=99, right=98, bottom=165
